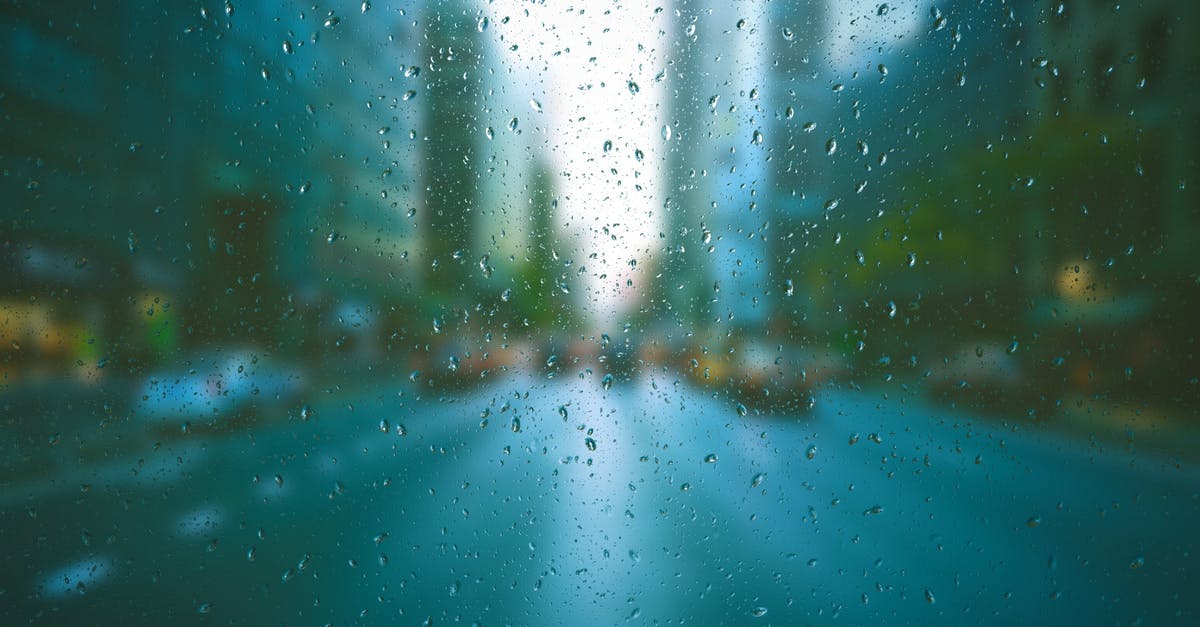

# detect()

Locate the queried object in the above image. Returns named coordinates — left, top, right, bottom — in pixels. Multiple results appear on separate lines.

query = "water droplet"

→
left=736, top=402, right=748, bottom=417
left=585, top=437, right=597, bottom=452
left=282, top=40, right=293, bottom=54
left=627, top=80, right=640, bottom=95
left=323, top=14, right=340, bottom=28
left=558, top=405, right=569, bottom=421
left=781, top=27, right=794, bottom=41
left=603, top=139, right=613, bottom=153
left=404, top=65, right=420, bottom=78
left=805, top=444, right=817, bottom=460
left=509, top=117, right=519, bottom=132
left=750, top=607, right=768, bottom=618
left=825, top=138, right=837, bottom=155
left=477, top=16, right=489, bottom=32
left=402, top=90, right=417, bottom=101
left=529, top=98, right=542, bottom=112
left=751, top=130, right=763, bottom=145
left=750, top=472, right=766, bottom=488
left=485, top=126, right=494, bottom=140
left=704, top=453, right=719, bottom=463
left=601, top=373, right=614, bottom=390
left=802, top=121, right=816, bottom=133
left=661, top=125, right=672, bottom=141
left=510, top=417, right=521, bottom=433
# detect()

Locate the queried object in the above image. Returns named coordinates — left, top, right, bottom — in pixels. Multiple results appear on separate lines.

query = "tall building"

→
left=1029, top=0, right=1198, bottom=254
left=665, top=2, right=773, bottom=335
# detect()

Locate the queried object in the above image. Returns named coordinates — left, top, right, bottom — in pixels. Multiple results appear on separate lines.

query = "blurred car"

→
left=1024, top=290, right=1170, bottom=403
left=681, top=337, right=846, bottom=414
left=929, top=342, right=1023, bottom=400
left=131, top=349, right=305, bottom=429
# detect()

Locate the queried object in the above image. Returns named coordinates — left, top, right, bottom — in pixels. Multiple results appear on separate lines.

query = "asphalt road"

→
left=2, top=366, right=1197, bottom=625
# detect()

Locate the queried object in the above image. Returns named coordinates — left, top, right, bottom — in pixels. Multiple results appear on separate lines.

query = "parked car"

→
left=927, top=341, right=1026, bottom=410
left=681, top=336, right=846, bottom=414
left=131, top=349, right=305, bottom=430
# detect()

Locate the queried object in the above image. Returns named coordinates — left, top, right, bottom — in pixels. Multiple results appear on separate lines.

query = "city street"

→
left=2, top=366, right=1196, bottom=625
left=4, top=1, right=1198, bottom=625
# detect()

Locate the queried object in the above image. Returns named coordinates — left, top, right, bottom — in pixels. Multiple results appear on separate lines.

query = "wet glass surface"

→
left=2, top=1, right=1198, bottom=624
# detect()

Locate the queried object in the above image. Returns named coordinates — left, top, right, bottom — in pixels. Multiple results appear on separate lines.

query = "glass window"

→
left=2, top=1, right=1197, bottom=624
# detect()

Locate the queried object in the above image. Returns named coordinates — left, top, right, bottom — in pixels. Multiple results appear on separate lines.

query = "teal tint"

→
left=2, top=1, right=1198, bottom=624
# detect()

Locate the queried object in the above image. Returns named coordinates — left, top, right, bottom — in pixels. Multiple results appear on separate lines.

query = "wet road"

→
left=2, top=367, right=1197, bottom=625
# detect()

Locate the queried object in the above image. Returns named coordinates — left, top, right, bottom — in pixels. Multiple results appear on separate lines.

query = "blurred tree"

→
left=510, top=161, right=575, bottom=335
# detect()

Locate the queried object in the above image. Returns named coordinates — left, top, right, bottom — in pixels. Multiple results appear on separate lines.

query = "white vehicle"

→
left=132, top=349, right=305, bottom=426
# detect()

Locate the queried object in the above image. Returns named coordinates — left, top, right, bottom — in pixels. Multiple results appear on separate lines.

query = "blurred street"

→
left=3, top=366, right=1196, bottom=625
left=3, top=0, right=1199, bottom=624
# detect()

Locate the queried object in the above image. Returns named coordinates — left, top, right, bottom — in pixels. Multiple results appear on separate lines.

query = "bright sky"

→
left=485, top=0, right=668, bottom=331
left=479, top=0, right=921, bottom=330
